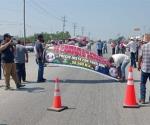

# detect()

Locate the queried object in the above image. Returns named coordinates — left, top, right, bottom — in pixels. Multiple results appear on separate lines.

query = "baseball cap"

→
left=3, top=33, right=13, bottom=40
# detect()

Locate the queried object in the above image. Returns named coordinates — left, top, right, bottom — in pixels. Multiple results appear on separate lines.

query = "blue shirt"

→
left=96, top=41, right=103, bottom=50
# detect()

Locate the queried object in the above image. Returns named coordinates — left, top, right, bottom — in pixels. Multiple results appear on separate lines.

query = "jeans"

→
left=37, top=59, right=44, bottom=81
left=140, top=71, right=150, bottom=100
left=112, top=48, right=115, bottom=55
left=121, top=60, right=129, bottom=79
left=130, top=52, right=137, bottom=68
left=0, top=61, right=1, bottom=80
left=97, top=49, right=103, bottom=56
left=16, top=63, right=26, bottom=83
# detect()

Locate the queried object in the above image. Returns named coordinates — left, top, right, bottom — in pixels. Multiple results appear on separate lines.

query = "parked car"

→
left=25, top=45, right=34, bottom=52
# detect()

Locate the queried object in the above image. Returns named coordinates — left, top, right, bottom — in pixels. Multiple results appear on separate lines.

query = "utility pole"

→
left=62, top=16, right=66, bottom=41
left=73, top=23, right=77, bottom=36
left=62, top=16, right=66, bottom=33
left=23, top=0, right=26, bottom=45
left=81, top=27, right=84, bottom=36
left=88, top=32, right=91, bottom=40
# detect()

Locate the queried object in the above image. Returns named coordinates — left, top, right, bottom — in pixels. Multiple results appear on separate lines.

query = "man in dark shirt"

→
left=0, top=33, right=25, bottom=90
left=35, top=34, right=46, bottom=82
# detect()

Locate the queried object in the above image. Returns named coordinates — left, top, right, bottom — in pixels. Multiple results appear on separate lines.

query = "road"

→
left=0, top=44, right=150, bottom=125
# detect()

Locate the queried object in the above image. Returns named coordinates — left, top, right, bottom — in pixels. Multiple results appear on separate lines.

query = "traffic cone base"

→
left=123, top=104, right=140, bottom=108
left=47, top=106, right=68, bottom=112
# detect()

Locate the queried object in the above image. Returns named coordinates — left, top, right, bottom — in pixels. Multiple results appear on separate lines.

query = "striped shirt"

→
left=140, top=42, right=150, bottom=73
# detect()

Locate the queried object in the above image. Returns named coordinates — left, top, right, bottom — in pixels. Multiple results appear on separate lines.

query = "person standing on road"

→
left=0, top=40, right=2, bottom=80
left=124, top=37, right=137, bottom=68
left=15, top=40, right=28, bottom=83
left=108, top=54, right=130, bottom=82
left=111, top=41, right=116, bottom=55
left=96, top=40, right=103, bottom=56
left=0, top=33, right=25, bottom=90
left=103, top=41, right=107, bottom=54
left=35, top=34, right=46, bottom=82
left=138, top=37, right=150, bottom=104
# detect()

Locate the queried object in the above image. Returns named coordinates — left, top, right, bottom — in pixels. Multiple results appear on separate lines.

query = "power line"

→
left=31, top=0, right=62, bottom=21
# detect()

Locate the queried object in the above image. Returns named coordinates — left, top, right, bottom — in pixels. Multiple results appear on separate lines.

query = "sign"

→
left=44, top=44, right=118, bottom=80
left=134, top=28, right=140, bottom=31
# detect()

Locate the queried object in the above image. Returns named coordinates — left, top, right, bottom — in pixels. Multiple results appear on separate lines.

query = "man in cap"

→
left=0, top=33, right=25, bottom=90
left=138, top=35, right=150, bottom=104
left=124, top=37, right=138, bottom=68
left=35, top=34, right=46, bottom=82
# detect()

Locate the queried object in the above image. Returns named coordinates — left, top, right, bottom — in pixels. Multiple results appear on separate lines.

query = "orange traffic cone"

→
left=123, top=67, right=139, bottom=108
left=47, top=78, right=68, bottom=112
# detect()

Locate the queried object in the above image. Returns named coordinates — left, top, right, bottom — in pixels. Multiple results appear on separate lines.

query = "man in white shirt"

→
left=124, top=37, right=137, bottom=68
left=108, top=54, right=130, bottom=82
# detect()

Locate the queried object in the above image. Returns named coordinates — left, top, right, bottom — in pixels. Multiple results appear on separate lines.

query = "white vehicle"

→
left=25, top=45, right=34, bottom=52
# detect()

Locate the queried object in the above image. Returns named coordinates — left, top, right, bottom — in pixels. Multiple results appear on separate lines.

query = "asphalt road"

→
left=0, top=44, right=150, bottom=125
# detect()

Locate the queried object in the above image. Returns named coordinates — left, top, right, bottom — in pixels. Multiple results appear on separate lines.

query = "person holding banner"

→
left=108, top=54, right=130, bottom=82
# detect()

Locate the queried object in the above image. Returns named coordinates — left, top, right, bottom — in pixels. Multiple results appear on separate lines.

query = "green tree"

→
left=21, top=31, right=71, bottom=43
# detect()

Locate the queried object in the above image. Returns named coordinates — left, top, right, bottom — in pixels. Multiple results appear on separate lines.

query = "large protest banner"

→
left=44, top=44, right=118, bottom=80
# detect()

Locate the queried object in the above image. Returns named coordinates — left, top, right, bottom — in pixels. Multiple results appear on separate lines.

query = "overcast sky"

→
left=0, top=0, right=150, bottom=40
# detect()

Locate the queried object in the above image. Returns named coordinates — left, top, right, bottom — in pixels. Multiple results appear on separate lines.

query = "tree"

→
left=19, top=31, right=71, bottom=43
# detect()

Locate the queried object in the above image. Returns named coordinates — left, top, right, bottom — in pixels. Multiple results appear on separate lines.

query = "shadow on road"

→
left=48, top=79, right=118, bottom=84
left=16, top=87, right=45, bottom=93
left=0, top=85, right=5, bottom=88
left=140, top=102, right=150, bottom=108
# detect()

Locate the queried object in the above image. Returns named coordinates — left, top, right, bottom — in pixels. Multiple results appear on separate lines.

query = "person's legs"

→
left=2, top=63, right=11, bottom=88
left=112, top=48, right=115, bottom=54
left=37, top=60, right=44, bottom=81
left=133, top=52, right=137, bottom=68
left=21, top=63, right=26, bottom=81
left=0, top=61, right=1, bottom=80
left=121, top=60, right=129, bottom=81
left=117, top=65, right=122, bottom=79
left=130, top=52, right=133, bottom=67
left=100, top=50, right=103, bottom=56
left=16, top=63, right=21, bottom=83
left=11, top=63, right=20, bottom=86
left=97, top=50, right=100, bottom=56
left=131, top=52, right=137, bottom=68
left=140, top=71, right=148, bottom=102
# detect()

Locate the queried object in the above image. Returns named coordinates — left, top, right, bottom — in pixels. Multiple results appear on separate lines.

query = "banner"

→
left=44, top=44, right=118, bottom=80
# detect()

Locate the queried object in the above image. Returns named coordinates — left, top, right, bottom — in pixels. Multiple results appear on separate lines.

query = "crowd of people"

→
left=96, top=35, right=150, bottom=104
left=0, top=33, right=46, bottom=90
left=0, top=33, right=150, bottom=104
left=109, top=35, right=150, bottom=104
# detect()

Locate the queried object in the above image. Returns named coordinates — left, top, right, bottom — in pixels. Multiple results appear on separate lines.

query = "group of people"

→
left=0, top=33, right=46, bottom=90
left=109, top=36, right=150, bottom=104
left=96, top=40, right=107, bottom=56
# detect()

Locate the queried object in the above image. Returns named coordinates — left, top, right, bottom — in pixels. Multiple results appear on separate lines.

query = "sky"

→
left=0, top=0, right=150, bottom=40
